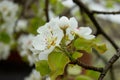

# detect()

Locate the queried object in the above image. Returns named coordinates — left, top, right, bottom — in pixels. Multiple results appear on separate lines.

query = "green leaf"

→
left=86, top=70, right=100, bottom=79
left=74, top=38, right=94, bottom=53
left=0, top=32, right=11, bottom=44
left=75, top=75, right=93, bottom=80
left=28, top=17, right=45, bottom=34
left=35, top=60, right=51, bottom=76
left=72, top=52, right=83, bottom=59
left=48, top=52, right=69, bottom=80
left=94, top=44, right=107, bottom=54
left=74, top=38, right=107, bottom=54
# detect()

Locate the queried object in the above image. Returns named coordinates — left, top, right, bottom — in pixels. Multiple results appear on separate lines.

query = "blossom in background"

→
left=24, top=69, right=41, bottom=80
left=18, top=34, right=36, bottom=66
left=0, top=0, right=18, bottom=21
left=0, top=42, right=10, bottom=60
left=32, top=20, right=64, bottom=60
left=0, top=0, right=19, bottom=34
left=25, top=69, right=51, bottom=80
left=16, top=19, right=28, bottom=32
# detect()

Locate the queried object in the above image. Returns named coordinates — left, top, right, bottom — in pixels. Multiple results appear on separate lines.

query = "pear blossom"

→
left=0, top=42, right=10, bottom=60
left=58, top=16, right=78, bottom=45
left=18, top=34, right=37, bottom=66
left=58, top=16, right=95, bottom=41
left=0, top=0, right=19, bottom=34
left=32, top=19, right=64, bottom=60
left=16, top=19, right=28, bottom=32
left=24, top=69, right=41, bottom=80
left=0, top=0, right=18, bottom=22
left=74, top=27, right=95, bottom=40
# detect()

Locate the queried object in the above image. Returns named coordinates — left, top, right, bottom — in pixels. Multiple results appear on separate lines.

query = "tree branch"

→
left=45, top=0, right=49, bottom=22
left=92, top=10, right=120, bottom=15
left=98, top=49, right=120, bottom=80
left=73, top=0, right=119, bottom=51
left=70, top=59, right=103, bottom=73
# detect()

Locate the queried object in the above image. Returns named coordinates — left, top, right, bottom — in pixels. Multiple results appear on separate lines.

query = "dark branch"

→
left=45, top=0, right=49, bottom=22
left=70, top=59, right=103, bottom=72
left=73, top=0, right=119, bottom=51
left=98, top=49, right=120, bottom=80
left=92, top=10, right=120, bottom=15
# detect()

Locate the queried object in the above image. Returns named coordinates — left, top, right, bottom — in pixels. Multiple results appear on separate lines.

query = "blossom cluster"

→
left=31, top=16, right=95, bottom=61
left=18, top=34, right=37, bottom=66
left=0, top=0, right=19, bottom=34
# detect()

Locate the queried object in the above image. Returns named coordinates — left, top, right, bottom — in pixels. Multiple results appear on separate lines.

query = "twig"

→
left=73, top=0, right=119, bottom=51
left=92, top=10, right=120, bottom=15
left=70, top=59, right=103, bottom=72
left=93, top=49, right=115, bottom=80
left=98, top=49, right=120, bottom=80
left=45, top=0, right=49, bottom=22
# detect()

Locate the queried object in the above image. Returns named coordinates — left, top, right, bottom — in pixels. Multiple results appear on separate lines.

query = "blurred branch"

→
left=93, top=49, right=115, bottom=80
left=98, top=49, right=120, bottom=80
left=45, top=0, right=49, bottom=22
left=92, top=10, right=120, bottom=15
left=73, top=0, right=119, bottom=51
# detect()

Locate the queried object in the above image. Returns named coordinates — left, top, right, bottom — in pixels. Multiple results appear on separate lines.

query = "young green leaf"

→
left=35, top=60, right=51, bottom=76
left=48, top=52, right=69, bottom=80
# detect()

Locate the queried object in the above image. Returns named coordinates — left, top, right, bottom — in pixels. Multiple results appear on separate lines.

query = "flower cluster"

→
left=0, top=0, right=19, bottom=34
left=18, top=34, right=37, bottom=66
left=32, top=16, right=95, bottom=61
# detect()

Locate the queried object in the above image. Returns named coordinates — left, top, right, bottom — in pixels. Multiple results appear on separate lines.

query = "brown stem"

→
left=70, top=59, right=103, bottom=72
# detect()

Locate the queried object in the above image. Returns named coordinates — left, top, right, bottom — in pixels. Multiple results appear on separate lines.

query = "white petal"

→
left=69, top=17, right=78, bottom=29
left=32, top=35, right=46, bottom=50
left=79, top=27, right=92, bottom=35
left=59, top=16, right=69, bottom=28
left=82, top=35, right=95, bottom=40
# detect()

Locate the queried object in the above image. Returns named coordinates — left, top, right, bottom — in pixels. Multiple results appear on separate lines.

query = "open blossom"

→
left=0, top=0, right=19, bottom=34
left=0, top=42, right=10, bottom=60
left=18, top=34, right=37, bottom=66
left=74, top=27, right=95, bottom=40
left=0, top=0, right=18, bottom=21
left=58, top=16, right=95, bottom=40
left=32, top=20, right=64, bottom=60
left=58, top=16, right=78, bottom=45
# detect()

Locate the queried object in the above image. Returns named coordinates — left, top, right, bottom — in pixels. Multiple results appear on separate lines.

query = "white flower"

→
left=16, top=19, right=28, bottom=32
left=18, top=34, right=36, bottom=66
left=0, top=0, right=18, bottom=21
left=24, top=69, right=41, bottom=80
left=0, top=0, right=19, bottom=34
left=32, top=19, right=64, bottom=60
left=58, top=16, right=78, bottom=45
left=74, top=27, right=95, bottom=40
left=0, top=42, right=10, bottom=60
